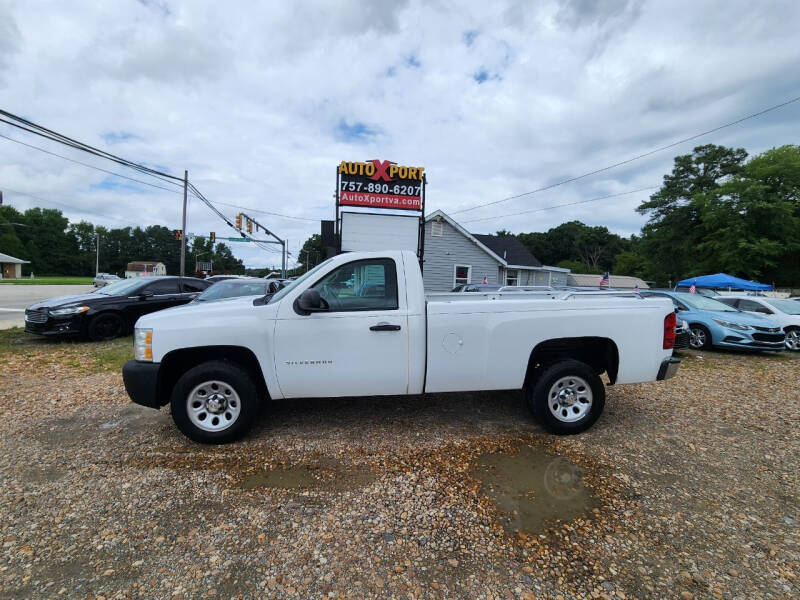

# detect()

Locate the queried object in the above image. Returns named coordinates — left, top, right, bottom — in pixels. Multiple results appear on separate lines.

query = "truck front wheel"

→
left=527, top=360, right=605, bottom=435
left=170, top=361, right=259, bottom=444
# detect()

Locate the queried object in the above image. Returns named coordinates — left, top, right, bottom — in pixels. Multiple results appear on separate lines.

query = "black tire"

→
left=170, top=360, right=259, bottom=444
left=526, top=360, right=606, bottom=435
left=87, top=312, right=125, bottom=341
left=688, top=324, right=712, bottom=350
left=785, top=327, right=800, bottom=352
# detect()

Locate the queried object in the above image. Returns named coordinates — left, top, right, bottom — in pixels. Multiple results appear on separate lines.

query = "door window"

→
left=145, top=279, right=180, bottom=295
left=313, top=258, right=398, bottom=311
left=182, top=279, right=208, bottom=293
left=454, top=265, right=471, bottom=287
left=738, top=299, right=773, bottom=314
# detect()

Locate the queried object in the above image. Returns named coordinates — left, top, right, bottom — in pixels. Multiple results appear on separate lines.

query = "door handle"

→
left=370, top=322, right=401, bottom=332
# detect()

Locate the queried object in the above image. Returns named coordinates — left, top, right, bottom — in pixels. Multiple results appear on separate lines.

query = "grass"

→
left=0, top=276, right=94, bottom=285
left=0, top=327, right=133, bottom=373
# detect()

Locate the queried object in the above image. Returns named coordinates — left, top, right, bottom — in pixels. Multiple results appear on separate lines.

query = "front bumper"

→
left=24, top=312, right=84, bottom=336
left=657, top=357, right=681, bottom=380
left=122, top=360, right=162, bottom=409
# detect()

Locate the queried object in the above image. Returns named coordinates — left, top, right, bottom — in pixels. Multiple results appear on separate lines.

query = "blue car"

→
left=641, top=291, right=785, bottom=352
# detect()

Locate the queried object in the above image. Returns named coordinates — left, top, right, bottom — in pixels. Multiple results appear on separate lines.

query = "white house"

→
left=125, top=261, right=167, bottom=278
left=0, top=252, right=29, bottom=279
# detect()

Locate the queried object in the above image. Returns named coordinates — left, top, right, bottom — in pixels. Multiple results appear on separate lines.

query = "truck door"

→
left=274, top=257, right=409, bottom=398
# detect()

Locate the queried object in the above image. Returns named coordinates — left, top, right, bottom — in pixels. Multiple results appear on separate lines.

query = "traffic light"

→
left=210, top=231, right=216, bottom=243
left=246, top=218, right=253, bottom=233
left=173, top=229, right=183, bottom=240
left=235, top=214, right=242, bottom=229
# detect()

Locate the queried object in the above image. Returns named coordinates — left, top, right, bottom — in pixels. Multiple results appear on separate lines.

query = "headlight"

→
left=134, top=328, right=153, bottom=361
left=50, top=305, right=90, bottom=316
left=713, top=318, right=752, bottom=331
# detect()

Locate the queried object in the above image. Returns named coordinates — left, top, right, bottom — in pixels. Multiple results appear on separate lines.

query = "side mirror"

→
left=294, top=289, right=328, bottom=315
left=268, top=281, right=280, bottom=294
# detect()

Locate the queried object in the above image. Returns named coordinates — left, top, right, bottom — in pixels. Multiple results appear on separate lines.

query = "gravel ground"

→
left=0, top=340, right=798, bottom=600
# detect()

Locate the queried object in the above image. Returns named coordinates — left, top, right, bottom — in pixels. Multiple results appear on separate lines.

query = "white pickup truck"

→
left=122, top=250, right=680, bottom=443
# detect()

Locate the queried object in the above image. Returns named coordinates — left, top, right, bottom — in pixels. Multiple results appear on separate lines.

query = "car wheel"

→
left=170, top=361, right=260, bottom=444
left=786, top=328, right=800, bottom=351
left=688, top=324, right=712, bottom=350
left=87, top=313, right=125, bottom=341
left=526, top=359, right=605, bottom=435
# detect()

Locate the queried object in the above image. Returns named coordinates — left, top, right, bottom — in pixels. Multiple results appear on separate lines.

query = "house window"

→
left=454, top=265, right=471, bottom=287
left=506, top=269, right=518, bottom=286
left=431, top=220, right=443, bottom=237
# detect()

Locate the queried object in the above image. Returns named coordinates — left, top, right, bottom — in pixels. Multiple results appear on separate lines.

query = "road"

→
left=0, top=284, right=93, bottom=329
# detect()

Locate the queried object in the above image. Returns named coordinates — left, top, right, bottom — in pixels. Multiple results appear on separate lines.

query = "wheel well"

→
left=526, top=337, right=619, bottom=386
left=156, top=346, right=269, bottom=407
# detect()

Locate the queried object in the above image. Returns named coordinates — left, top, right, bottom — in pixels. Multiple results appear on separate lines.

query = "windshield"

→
left=196, top=280, right=268, bottom=302
left=94, top=277, right=148, bottom=296
left=267, top=259, right=334, bottom=304
left=765, top=298, right=800, bottom=315
left=672, top=292, right=738, bottom=312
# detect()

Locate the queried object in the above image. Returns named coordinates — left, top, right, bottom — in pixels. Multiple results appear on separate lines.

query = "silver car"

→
left=93, top=273, right=121, bottom=287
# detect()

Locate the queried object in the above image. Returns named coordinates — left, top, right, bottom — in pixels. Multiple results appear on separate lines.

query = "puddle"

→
left=240, top=459, right=374, bottom=492
left=241, top=465, right=320, bottom=490
left=473, top=445, right=596, bottom=533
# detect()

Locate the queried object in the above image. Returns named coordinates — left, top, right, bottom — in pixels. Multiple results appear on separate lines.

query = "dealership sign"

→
left=337, top=159, right=425, bottom=211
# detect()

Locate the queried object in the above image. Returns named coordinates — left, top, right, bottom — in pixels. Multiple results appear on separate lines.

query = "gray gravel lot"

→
left=0, top=343, right=797, bottom=600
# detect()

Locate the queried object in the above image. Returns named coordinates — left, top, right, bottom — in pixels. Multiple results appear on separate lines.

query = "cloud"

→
left=0, top=0, right=799, bottom=267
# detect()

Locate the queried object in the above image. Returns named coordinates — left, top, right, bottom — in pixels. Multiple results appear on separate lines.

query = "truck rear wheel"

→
left=170, top=360, right=259, bottom=444
left=527, top=360, right=605, bottom=435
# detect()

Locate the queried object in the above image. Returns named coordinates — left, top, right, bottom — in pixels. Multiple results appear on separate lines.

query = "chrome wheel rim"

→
left=786, top=330, right=800, bottom=351
left=548, top=376, right=593, bottom=423
left=689, top=327, right=706, bottom=349
left=187, top=380, right=241, bottom=432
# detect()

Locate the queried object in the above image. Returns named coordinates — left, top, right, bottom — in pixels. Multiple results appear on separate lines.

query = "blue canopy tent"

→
left=676, top=273, right=772, bottom=291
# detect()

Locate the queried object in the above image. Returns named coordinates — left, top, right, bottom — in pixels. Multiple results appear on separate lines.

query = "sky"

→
left=1, top=0, right=799, bottom=268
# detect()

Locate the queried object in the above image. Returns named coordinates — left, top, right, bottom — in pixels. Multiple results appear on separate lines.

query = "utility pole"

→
left=180, top=170, right=188, bottom=277
left=95, top=232, right=100, bottom=275
left=282, top=239, right=287, bottom=278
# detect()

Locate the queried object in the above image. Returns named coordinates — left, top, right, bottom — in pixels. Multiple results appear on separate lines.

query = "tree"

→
left=637, top=144, right=748, bottom=284
left=298, top=234, right=325, bottom=271
left=696, top=145, right=800, bottom=284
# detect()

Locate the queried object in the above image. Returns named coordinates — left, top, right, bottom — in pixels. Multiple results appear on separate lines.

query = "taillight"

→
left=663, top=312, right=676, bottom=349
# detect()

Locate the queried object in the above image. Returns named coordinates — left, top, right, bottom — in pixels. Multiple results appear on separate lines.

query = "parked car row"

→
left=640, top=290, right=798, bottom=352
left=25, top=275, right=290, bottom=341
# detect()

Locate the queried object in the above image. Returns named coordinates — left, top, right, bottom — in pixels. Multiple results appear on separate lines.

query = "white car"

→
left=122, top=250, right=680, bottom=443
left=717, top=296, right=800, bottom=351
left=93, top=273, right=121, bottom=287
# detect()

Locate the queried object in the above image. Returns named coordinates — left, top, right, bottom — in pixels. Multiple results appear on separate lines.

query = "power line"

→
left=461, top=186, right=659, bottom=224
left=0, top=109, right=184, bottom=183
left=450, top=93, right=800, bottom=215
left=208, top=199, right=321, bottom=222
left=0, top=132, right=183, bottom=195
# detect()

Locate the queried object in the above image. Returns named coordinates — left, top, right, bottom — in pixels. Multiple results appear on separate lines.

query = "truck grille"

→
left=752, top=332, right=785, bottom=342
left=25, top=310, right=49, bottom=323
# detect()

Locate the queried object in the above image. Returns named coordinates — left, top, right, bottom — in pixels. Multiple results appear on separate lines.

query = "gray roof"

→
left=0, top=252, right=29, bottom=264
left=472, top=235, right=542, bottom=268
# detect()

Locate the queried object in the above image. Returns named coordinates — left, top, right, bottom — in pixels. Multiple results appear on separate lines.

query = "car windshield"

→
left=764, top=298, right=800, bottom=315
left=267, top=259, right=334, bottom=304
left=195, top=280, right=268, bottom=302
left=671, top=292, right=738, bottom=312
left=94, top=278, right=148, bottom=296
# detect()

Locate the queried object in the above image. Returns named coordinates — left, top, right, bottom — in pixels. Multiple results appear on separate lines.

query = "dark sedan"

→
left=25, top=276, right=210, bottom=341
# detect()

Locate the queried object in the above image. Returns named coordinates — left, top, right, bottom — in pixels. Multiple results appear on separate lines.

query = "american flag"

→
left=689, top=282, right=696, bottom=294
left=599, top=272, right=610, bottom=289
left=482, top=275, right=488, bottom=284
left=634, top=284, right=639, bottom=293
